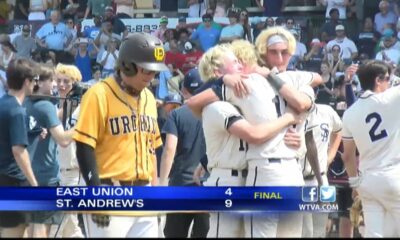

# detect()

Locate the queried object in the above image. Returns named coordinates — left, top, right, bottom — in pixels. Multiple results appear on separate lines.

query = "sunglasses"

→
left=203, top=19, right=211, bottom=22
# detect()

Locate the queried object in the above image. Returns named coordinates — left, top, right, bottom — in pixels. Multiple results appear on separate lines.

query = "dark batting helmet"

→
left=117, top=32, right=168, bottom=76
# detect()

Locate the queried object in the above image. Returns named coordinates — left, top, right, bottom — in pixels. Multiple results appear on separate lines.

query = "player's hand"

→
left=222, top=73, right=250, bottom=98
left=284, top=108, right=306, bottom=125
left=91, top=214, right=111, bottom=228
left=345, top=64, right=358, bottom=83
left=252, top=65, right=270, bottom=78
left=40, top=128, right=48, bottom=140
left=283, top=127, right=301, bottom=149
left=193, top=164, right=206, bottom=186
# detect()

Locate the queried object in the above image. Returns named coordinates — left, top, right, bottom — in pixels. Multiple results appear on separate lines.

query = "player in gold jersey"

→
left=73, top=32, right=168, bottom=238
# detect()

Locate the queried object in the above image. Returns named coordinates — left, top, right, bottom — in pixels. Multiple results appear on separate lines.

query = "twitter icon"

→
left=320, top=186, right=336, bottom=202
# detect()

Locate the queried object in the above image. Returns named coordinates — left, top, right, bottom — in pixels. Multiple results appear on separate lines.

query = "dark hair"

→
left=331, top=44, right=341, bottom=52
left=178, top=28, right=189, bottom=37
left=6, top=59, right=38, bottom=90
left=329, top=8, right=339, bottom=16
left=357, top=60, right=391, bottom=91
left=33, top=66, right=54, bottom=92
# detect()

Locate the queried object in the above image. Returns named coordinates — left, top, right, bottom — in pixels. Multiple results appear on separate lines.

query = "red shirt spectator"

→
left=181, top=41, right=203, bottom=74
left=165, top=39, right=185, bottom=71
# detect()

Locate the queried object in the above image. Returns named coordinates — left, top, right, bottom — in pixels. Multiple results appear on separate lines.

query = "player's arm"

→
left=159, top=133, right=177, bottom=186
left=327, top=131, right=342, bottom=166
left=305, top=130, right=323, bottom=186
left=342, top=139, right=358, bottom=178
left=76, top=141, right=101, bottom=186
left=228, top=112, right=301, bottom=145
left=12, top=145, right=38, bottom=186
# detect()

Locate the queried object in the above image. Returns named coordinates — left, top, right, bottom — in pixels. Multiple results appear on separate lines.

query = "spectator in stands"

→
left=316, top=60, right=337, bottom=105
left=356, top=17, right=380, bottom=59
left=318, top=0, right=348, bottom=20
left=177, top=16, right=191, bottom=33
left=71, top=37, right=98, bottom=82
left=239, top=9, right=252, bottom=43
left=114, top=0, right=134, bottom=18
left=265, top=17, right=275, bottom=28
left=64, top=18, right=77, bottom=51
left=156, top=68, right=173, bottom=100
left=35, top=10, right=73, bottom=57
left=191, top=14, right=221, bottom=52
left=83, top=15, right=101, bottom=41
left=275, top=17, right=284, bottom=26
left=100, top=38, right=118, bottom=78
left=165, top=39, right=185, bottom=71
left=177, top=28, right=190, bottom=53
left=86, top=64, right=102, bottom=86
left=188, top=0, right=206, bottom=18
left=320, top=8, right=342, bottom=41
left=28, top=0, right=47, bottom=21
left=103, top=6, right=128, bottom=38
left=12, top=24, right=37, bottom=59
left=14, top=0, right=29, bottom=20
left=196, top=10, right=222, bottom=31
left=84, top=0, right=111, bottom=18
left=219, top=10, right=244, bottom=43
left=45, top=0, right=60, bottom=19
left=285, top=17, right=296, bottom=31
left=163, top=29, right=178, bottom=51
left=303, top=38, right=325, bottom=72
left=94, top=19, right=121, bottom=64
left=326, top=44, right=345, bottom=73
left=326, top=25, right=358, bottom=63
left=255, top=0, right=284, bottom=17
left=287, top=29, right=307, bottom=70
left=375, top=28, right=400, bottom=66
left=181, top=41, right=202, bottom=74
left=374, top=0, right=398, bottom=35
left=61, top=0, right=80, bottom=20
left=0, top=39, right=16, bottom=70
left=251, top=16, right=265, bottom=42
left=153, top=16, right=169, bottom=43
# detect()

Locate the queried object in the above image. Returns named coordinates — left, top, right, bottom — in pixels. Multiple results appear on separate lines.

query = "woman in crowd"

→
left=239, top=9, right=252, bottom=43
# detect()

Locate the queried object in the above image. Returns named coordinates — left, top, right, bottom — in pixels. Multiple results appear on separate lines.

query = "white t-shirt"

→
left=342, top=87, right=400, bottom=172
left=327, top=37, right=358, bottom=60
left=375, top=48, right=400, bottom=65
left=202, top=101, right=247, bottom=170
left=324, top=0, right=347, bottom=19
left=188, top=2, right=206, bottom=18
left=58, top=105, right=80, bottom=170
left=101, top=50, right=119, bottom=70
left=301, top=104, right=342, bottom=176
left=222, top=72, right=315, bottom=161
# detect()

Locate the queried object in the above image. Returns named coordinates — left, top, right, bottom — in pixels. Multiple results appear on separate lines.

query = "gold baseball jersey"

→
left=73, top=77, right=162, bottom=182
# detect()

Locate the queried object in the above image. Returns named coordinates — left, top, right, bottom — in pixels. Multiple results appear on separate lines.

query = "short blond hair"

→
left=229, top=39, right=259, bottom=68
left=55, top=63, right=82, bottom=82
left=198, top=44, right=233, bottom=81
left=255, top=26, right=296, bottom=66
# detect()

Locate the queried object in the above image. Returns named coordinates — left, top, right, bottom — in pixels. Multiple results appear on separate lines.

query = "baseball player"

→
left=198, top=44, right=304, bottom=238
left=73, top=33, right=168, bottom=238
left=342, top=60, right=400, bottom=237
left=301, top=103, right=342, bottom=238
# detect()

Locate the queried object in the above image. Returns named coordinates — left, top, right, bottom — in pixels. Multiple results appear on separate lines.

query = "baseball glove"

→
left=349, top=196, right=363, bottom=228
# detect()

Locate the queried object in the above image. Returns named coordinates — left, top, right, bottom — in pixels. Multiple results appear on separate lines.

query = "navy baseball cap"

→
left=183, top=68, right=203, bottom=94
left=164, top=94, right=183, bottom=105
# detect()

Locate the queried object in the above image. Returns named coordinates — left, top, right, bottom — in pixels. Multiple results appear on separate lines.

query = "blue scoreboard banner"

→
left=0, top=186, right=339, bottom=212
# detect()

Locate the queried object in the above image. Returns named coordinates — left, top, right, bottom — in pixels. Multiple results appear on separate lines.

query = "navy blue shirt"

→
left=0, top=94, right=29, bottom=180
left=162, top=105, right=207, bottom=186
left=24, top=98, right=61, bottom=186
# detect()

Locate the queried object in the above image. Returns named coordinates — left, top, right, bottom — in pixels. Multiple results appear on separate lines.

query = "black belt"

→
left=303, top=172, right=326, bottom=181
left=60, top=168, right=78, bottom=172
left=268, top=158, right=282, bottom=163
left=231, top=169, right=248, bottom=178
left=100, top=178, right=150, bottom=186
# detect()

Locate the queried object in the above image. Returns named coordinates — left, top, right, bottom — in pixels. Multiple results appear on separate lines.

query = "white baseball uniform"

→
left=55, top=105, right=84, bottom=238
left=301, top=104, right=342, bottom=238
left=342, top=87, right=400, bottom=237
left=202, top=101, right=248, bottom=238
left=222, top=72, right=315, bottom=238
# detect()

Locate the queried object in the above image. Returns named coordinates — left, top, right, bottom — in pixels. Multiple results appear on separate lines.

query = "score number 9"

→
left=225, top=188, right=233, bottom=208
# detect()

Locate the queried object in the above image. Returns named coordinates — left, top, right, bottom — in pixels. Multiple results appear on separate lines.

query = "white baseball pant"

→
left=244, top=158, right=304, bottom=238
left=204, top=168, right=246, bottom=238
left=357, top=164, right=400, bottom=237
left=302, top=175, right=329, bottom=238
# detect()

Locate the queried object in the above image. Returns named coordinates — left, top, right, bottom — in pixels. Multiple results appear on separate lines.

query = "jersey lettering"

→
left=108, top=114, right=156, bottom=136
left=320, top=123, right=330, bottom=142
left=366, top=112, right=388, bottom=142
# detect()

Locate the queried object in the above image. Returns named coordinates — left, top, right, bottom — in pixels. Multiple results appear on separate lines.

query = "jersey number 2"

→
left=366, top=112, right=388, bottom=142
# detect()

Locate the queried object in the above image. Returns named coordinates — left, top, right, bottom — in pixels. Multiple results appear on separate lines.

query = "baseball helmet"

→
left=117, top=32, right=168, bottom=76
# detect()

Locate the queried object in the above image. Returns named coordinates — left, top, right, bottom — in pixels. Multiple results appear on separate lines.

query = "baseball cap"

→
left=164, top=94, right=183, bottom=105
left=335, top=25, right=345, bottom=31
left=183, top=68, right=203, bottom=94
left=105, top=6, right=113, bottom=12
left=383, top=28, right=395, bottom=39
left=75, top=37, right=89, bottom=45
left=310, top=38, right=321, bottom=46
left=160, top=16, right=168, bottom=24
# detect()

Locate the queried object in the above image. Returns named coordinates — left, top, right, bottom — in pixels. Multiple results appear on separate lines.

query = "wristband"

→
left=267, top=73, right=285, bottom=92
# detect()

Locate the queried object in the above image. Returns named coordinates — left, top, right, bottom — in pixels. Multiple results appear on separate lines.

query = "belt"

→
left=60, top=168, right=79, bottom=172
left=231, top=169, right=248, bottom=178
left=303, top=172, right=326, bottom=181
left=100, top=178, right=150, bottom=186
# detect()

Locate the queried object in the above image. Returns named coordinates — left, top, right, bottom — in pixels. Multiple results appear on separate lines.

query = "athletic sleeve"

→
left=73, top=86, right=107, bottom=148
left=9, top=107, right=29, bottom=147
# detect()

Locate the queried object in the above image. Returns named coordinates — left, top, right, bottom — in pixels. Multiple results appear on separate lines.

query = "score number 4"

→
left=225, top=188, right=232, bottom=208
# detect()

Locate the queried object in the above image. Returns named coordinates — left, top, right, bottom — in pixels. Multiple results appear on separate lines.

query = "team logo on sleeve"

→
left=154, top=47, right=165, bottom=61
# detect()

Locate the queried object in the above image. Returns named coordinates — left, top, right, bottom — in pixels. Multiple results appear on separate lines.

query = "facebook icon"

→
left=302, top=187, right=318, bottom=202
